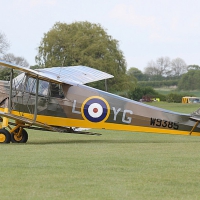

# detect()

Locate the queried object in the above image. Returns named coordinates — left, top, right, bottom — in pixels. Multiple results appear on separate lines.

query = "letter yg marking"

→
left=112, top=107, right=121, bottom=121
left=122, top=110, right=133, bottom=124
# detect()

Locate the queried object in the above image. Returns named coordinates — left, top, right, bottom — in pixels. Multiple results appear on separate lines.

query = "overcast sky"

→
left=1, top=0, right=200, bottom=71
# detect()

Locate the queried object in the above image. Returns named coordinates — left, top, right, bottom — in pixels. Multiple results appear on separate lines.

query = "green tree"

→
left=30, top=65, right=43, bottom=70
left=178, top=70, right=200, bottom=90
left=127, top=67, right=146, bottom=81
left=0, top=67, right=11, bottom=80
left=36, top=21, right=131, bottom=92
left=187, top=65, right=200, bottom=70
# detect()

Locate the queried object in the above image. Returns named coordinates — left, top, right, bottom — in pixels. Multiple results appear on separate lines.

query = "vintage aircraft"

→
left=0, top=60, right=200, bottom=143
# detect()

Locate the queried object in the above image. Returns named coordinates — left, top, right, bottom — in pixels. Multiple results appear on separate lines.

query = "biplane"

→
left=0, top=60, right=200, bottom=143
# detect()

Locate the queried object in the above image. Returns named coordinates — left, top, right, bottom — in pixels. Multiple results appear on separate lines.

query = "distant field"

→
left=1, top=102, right=200, bottom=200
left=146, top=101, right=200, bottom=114
left=155, top=88, right=200, bottom=97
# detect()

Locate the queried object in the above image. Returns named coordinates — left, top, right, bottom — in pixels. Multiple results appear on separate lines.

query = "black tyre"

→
left=11, top=128, right=28, bottom=143
left=0, top=128, right=11, bottom=143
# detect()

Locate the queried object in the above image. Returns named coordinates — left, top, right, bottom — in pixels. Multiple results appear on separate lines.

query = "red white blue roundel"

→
left=82, top=97, right=110, bottom=122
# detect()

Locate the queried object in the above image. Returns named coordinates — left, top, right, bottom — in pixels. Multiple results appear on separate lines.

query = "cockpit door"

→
left=12, top=74, right=50, bottom=118
left=46, top=83, right=65, bottom=117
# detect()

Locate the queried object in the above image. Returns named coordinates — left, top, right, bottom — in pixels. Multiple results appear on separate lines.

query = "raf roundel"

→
left=81, top=96, right=110, bottom=123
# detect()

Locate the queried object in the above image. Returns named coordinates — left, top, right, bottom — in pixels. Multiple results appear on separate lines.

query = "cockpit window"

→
left=38, top=80, right=49, bottom=96
left=25, top=77, right=36, bottom=93
left=25, top=76, right=49, bottom=96
left=13, top=74, right=65, bottom=98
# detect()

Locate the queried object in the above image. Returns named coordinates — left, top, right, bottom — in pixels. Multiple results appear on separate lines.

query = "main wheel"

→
left=0, top=128, right=11, bottom=143
left=11, top=128, right=28, bottom=143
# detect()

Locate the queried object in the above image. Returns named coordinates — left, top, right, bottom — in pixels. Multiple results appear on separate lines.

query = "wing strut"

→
left=189, top=120, right=200, bottom=135
left=8, top=69, right=13, bottom=113
left=2, top=69, right=14, bottom=128
left=33, top=77, right=39, bottom=122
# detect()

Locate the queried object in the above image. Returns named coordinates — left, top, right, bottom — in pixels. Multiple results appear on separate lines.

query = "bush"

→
left=157, top=93, right=166, bottom=101
left=127, top=86, right=163, bottom=101
left=166, top=93, right=184, bottom=103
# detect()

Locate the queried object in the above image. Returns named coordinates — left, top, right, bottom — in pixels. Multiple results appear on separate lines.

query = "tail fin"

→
left=190, top=108, right=200, bottom=121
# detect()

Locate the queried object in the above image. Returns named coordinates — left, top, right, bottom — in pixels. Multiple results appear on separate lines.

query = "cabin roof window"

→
left=12, top=73, right=25, bottom=90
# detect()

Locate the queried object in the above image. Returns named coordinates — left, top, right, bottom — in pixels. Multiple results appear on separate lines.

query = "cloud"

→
left=109, top=2, right=200, bottom=43
left=109, top=3, right=164, bottom=42
left=12, top=0, right=57, bottom=10
left=109, top=4, right=156, bottom=29
left=30, top=0, right=56, bottom=7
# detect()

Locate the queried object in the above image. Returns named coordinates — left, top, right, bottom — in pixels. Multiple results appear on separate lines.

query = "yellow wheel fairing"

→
left=13, top=134, right=23, bottom=142
left=81, top=96, right=110, bottom=123
left=0, top=134, right=6, bottom=142
left=0, top=129, right=11, bottom=143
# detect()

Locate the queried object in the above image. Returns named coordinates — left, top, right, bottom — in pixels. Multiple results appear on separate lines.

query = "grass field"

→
left=1, top=102, right=200, bottom=200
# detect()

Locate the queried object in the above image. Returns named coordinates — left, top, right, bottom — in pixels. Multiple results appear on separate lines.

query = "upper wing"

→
left=0, top=60, right=114, bottom=85
left=36, top=66, right=114, bottom=85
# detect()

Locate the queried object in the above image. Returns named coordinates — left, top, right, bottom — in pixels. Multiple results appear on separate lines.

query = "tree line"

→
left=0, top=21, right=199, bottom=94
left=127, top=61, right=200, bottom=90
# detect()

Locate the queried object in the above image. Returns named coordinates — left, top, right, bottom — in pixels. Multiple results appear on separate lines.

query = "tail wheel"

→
left=11, top=128, right=28, bottom=143
left=0, top=129, right=11, bottom=143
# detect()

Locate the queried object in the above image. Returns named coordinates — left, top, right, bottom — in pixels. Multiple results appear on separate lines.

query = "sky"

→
left=1, top=0, right=200, bottom=72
